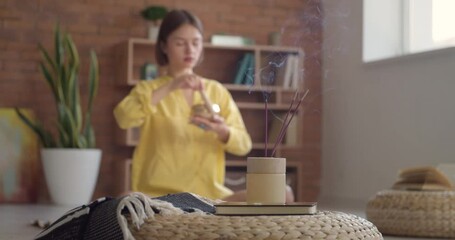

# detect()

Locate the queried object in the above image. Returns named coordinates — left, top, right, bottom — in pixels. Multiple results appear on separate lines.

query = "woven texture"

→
left=366, top=189, right=455, bottom=238
left=130, top=211, right=382, bottom=240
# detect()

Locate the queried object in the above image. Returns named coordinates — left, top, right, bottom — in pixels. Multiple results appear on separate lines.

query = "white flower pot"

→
left=41, top=148, right=102, bottom=206
left=148, top=25, right=160, bottom=42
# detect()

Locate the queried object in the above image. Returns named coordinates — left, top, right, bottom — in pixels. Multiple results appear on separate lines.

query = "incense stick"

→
left=265, top=99, right=268, bottom=157
left=270, top=89, right=309, bottom=157
left=269, top=91, right=298, bottom=156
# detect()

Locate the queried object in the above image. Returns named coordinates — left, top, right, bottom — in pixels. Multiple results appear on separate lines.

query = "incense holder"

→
left=246, top=157, right=286, bottom=204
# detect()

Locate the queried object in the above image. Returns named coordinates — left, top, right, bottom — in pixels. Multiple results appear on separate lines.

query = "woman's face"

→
left=164, top=24, right=203, bottom=70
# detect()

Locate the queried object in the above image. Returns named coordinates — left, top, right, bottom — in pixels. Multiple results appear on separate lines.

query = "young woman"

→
left=114, top=9, right=252, bottom=200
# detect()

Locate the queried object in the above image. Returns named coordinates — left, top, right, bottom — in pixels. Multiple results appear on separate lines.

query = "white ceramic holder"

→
left=246, top=157, right=286, bottom=204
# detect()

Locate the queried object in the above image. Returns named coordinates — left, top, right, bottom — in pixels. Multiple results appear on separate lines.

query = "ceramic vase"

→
left=41, top=148, right=102, bottom=206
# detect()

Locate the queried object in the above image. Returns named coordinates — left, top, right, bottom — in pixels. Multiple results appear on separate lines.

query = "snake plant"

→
left=16, top=24, right=99, bottom=148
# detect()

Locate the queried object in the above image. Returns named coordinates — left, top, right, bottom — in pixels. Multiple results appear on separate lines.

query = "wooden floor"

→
left=0, top=204, right=73, bottom=240
left=0, top=199, right=449, bottom=240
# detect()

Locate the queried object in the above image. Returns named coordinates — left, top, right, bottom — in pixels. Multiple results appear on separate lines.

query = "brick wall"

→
left=0, top=0, right=322, bottom=202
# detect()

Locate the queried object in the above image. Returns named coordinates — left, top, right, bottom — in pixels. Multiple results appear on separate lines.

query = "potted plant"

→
left=141, top=5, right=168, bottom=41
left=15, top=24, right=101, bottom=206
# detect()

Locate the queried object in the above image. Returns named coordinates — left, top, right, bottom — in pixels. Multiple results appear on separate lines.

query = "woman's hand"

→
left=191, top=114, right=230, bottom=143
left=169, top=73, right=203, bottom=91
left=152, top=74, right=202, bottom=106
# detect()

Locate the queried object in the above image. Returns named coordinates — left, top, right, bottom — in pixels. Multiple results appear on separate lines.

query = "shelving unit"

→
left=115, top=38, right=306, bottom=200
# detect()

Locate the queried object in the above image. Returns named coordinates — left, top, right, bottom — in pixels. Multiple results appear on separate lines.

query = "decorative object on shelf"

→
left=141, top=5, right=168, bottom=41
left=268, top=31, right=281, bottom=46
left=140, top=62, right=158, bottom=80
left=0, top=108, right=40, bottom=203
left=15, top=24, right=101, bottom=206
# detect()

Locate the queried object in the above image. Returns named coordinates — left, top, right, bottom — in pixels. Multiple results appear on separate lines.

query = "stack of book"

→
left=233, top=53, right=255, bottom=85
left=392, top=164, right=455, bottom=191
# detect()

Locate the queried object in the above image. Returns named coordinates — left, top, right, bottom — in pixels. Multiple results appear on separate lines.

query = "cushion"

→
left=35, top=192, right=382, bottom=240
left=130, top=210, right=382, bottom=240
left=366, top=189, right=455, bottom=238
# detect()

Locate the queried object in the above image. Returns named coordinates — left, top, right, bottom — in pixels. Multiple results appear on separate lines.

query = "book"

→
left=391, top=165, right=455, bottom=191
left=243, top=54, right=255, bottom=85
left=267, top=112, right=299, bottom=146
left=282, top=55, right=295, bottom=89
left=291, top=54, right=300, bottom=89
left=267, top=113, right=285, bottom=144
left=285, top=114, right=298, bottom=146
left=214, top=201, right=317, bottom=216
left=233, top=53, right=253, bottom=84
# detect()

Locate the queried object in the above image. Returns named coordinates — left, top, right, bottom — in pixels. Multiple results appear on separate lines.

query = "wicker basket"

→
left=366, top=189, right=455, bottom=238
left=130, top=211, right=382, bottom=240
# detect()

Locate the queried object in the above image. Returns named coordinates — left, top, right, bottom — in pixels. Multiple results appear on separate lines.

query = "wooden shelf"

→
left=223, top=83, right=298, bottom=92
left=252, top=143, right=300, bottom=150
left=236, top=102, right=299, bottom=110
left=123, top=37, right=302, bottom=53
left=115, top=38, right=304, bottom=87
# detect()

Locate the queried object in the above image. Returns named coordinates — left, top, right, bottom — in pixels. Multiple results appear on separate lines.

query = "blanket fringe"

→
left=116, top=192, right=185, bottom=240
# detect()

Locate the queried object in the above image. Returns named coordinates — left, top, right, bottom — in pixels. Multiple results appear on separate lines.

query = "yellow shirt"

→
left=114, top=76, right=252, bottom=199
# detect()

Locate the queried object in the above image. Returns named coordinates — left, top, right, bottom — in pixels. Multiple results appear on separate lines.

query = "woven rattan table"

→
left=367, top=189, right=455, bottom=238
left=129, top=210, right=382, bottom=240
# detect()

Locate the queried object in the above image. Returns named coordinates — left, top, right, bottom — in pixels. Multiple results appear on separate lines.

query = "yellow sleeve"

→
left=113, top=81, right=157, bottom=129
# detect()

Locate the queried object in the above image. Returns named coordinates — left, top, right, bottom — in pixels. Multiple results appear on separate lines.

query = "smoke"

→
left=247, top=0, right=351, bottom=129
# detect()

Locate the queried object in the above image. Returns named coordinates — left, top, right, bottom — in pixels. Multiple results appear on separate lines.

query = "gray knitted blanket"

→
left=34, top=192, right=216, bottom=240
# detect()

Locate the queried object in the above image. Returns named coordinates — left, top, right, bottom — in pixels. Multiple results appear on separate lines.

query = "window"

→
left=363, top=0, right=455, bottom=62
left=432, top=0, right=455, bottom=45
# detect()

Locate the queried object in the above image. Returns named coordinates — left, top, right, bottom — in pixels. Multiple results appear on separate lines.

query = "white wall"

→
left=321, top=0, right=455, bottom=203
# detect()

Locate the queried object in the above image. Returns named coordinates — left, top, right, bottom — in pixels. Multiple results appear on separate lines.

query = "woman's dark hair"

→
left=155, top=9, right=204, bottom=66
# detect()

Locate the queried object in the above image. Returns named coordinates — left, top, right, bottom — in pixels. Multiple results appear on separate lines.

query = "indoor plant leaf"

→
left=141, top=6, right=168, bottom=25
left=16, top=24, right=99, bottom=149
left=15, top=108, right=56, bottom=148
